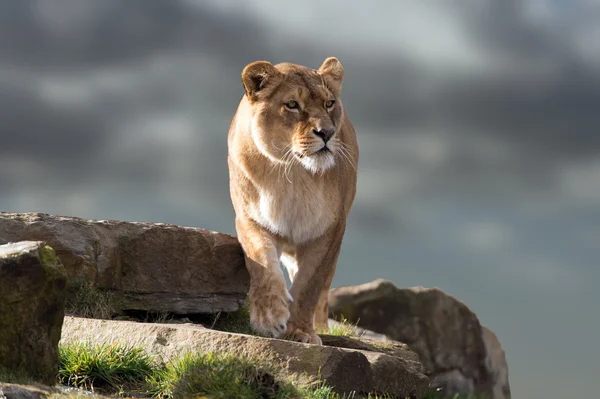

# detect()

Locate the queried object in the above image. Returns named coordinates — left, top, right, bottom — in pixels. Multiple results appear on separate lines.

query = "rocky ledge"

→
left=60, top=316, right=429, bottom=398
left=0, top=212, right=249, bottom=314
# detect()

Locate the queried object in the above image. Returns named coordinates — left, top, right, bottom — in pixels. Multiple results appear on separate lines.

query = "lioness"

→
left=227, top=57, right=358, bottom=345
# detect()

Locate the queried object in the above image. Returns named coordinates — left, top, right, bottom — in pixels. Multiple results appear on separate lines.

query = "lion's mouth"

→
left=294, top=147, right=330, bottom=159
left=315, top=146, right=331, bottom=155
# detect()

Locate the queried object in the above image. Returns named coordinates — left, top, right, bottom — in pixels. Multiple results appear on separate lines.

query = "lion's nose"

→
left=313, top=127, right=335, bottom=143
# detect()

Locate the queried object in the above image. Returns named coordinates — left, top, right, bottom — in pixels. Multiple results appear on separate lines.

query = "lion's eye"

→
left=285, top=101, right=299, bottom=110
left=325, top=100, right=335, bottom=108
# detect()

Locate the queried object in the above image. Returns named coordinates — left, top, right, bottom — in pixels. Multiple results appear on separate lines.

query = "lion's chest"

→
left=252, top=187, right=336, bottom=244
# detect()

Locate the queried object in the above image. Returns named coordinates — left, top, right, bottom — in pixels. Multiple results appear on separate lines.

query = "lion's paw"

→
left=249, top=284, right=292, bottom=338
left=284, top=322, right=322, bottom=345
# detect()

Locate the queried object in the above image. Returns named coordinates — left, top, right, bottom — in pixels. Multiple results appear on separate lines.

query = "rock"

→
left=320, top=334, right=420, bottom=363
left=0, top=212, right=249, bottom=314
left=328, top=279, right=511, bottom=399
left=482, top=327, right=511, bottom=399
left=0, top=383, right=108, bottom=399
left=0, top=383, right=54, bottom=399
left=61, top=316, right=430, bottom=398
left=0, top=241, right=68, bottom=386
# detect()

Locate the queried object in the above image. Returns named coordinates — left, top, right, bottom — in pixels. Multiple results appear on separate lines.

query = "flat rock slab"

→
left=320, top=334, right=420, bottom=364
left=61, top=316, right=429, bottom=398
left=0, top=241, right=68, bottom=386
left=0, top=212, right=249, bottom=314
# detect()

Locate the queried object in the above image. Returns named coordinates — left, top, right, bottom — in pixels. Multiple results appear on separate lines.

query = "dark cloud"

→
left=0, top=82, right=108, bottom=167
left=438, top=70, right=600, bottom=152
left=0, top=0, right=270, bottom=68
left=0, top=0, right=598, bottom=212
left=0, top=0, right=597, bottom=210
left=436, top=0, right=600, bottom=159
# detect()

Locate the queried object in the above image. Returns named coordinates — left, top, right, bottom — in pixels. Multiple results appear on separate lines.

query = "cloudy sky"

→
left=1, top=0, right=598, bottom=397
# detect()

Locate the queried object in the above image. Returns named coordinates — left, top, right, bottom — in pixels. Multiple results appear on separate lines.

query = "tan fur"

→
left=227, top=57, right=358, bottom=345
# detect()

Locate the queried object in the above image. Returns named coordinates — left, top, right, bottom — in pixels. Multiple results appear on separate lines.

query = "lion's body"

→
left=227, top=58, right=358, bottom=344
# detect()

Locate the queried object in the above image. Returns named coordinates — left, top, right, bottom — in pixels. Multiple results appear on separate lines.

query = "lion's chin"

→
left=298, top=151, right=335, bottom=174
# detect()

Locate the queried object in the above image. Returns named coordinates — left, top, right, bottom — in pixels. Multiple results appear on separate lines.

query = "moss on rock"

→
left=0, top=241, right=68, bottom=385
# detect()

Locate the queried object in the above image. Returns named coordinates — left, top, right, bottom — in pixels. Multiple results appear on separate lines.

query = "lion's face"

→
left=242, top=59, right=346, bottom=174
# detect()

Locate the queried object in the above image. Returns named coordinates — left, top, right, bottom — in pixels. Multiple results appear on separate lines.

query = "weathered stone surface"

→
left=0, top=383, right=53, bottom=399
left=0, top=383, right=108, bottom=399
left=61, top=316, right=430, bottom=398
left=0, top=212, right=249, bottom=314
left=0, top=241, right=68, bottom=386
left=320, top=334, right=420, bottom=363
left=482, top=327, right=511, bottom=399
left=329, top=279, right=511, bottom=399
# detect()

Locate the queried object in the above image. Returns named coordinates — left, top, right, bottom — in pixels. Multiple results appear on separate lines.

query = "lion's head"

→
left=241, top=57, right=346, bottom=174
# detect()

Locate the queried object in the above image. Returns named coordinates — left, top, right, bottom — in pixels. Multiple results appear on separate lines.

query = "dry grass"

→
left=64, top=279, right=122, bottom=320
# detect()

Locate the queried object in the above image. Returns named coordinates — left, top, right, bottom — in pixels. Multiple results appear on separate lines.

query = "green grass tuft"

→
left=147, top=351, right=302, bottom=399
left=300, top=381, right=397, bottom=398
left=58, top=342, right=155, bottom=393
left=317, top=316, right=360, bottom=337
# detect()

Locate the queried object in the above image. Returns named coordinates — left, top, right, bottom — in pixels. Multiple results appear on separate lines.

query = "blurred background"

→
left=0, top=0, right=598, bottom=397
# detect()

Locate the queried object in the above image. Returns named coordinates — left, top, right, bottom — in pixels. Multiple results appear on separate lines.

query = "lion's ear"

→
left=241, top=61, right=282, bottom=100
left=317, top=57, right=344, bottom=94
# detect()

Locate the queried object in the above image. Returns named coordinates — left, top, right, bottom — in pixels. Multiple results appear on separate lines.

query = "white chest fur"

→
left=251, top=185, right=337, bottom=244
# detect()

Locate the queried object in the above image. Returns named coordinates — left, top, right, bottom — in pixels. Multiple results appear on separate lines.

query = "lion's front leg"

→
left=313, top=269, right=335, bottom=331
left=285, top=222, right=345, bottom=345
left=282, top=249, right=334, bottom=332
left=235, top=218, right=291, bottom=338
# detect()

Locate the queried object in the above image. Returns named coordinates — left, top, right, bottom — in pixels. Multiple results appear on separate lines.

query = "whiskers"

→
left=283, top=149, right=300, bottom=184
left=336, top=140, right=357, bottom=172
left=269, top=139, right=356, bottom=180
left=271, top=142, right=299, bottom=184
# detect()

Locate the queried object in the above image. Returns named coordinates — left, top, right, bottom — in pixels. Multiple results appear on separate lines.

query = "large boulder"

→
left=0, top=241, right=68, bottom=385
left=61, top=316, right=430, bottom=398
left=0, top=212, right=249, bottom=314
left=328, top=279, right=511, bottom=399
